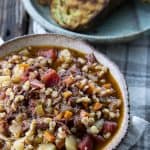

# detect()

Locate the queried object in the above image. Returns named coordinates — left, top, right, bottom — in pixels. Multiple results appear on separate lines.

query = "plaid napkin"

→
left=95, top=38, right=150, bottom=150
left=33, top=21, right=149, bottom=149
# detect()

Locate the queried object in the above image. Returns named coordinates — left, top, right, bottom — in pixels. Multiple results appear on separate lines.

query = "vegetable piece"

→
left=63, top=76, right=74, bottom=86
left=14, top=64, right=29, bottom=83
left=76, top=97, right=91, bottom=103
left=38, top=49, right=57, bottom=61
left=0, top=76, right=11, bottom=87
left=86, top=83, right=96, bottom=95
left=35, top=105, right=45, bottom=116
left=103, top=132, right=111, bottom=139
left=95, top=119, right=104, bottom=131
left=65, top=135, right=77, bottom=150
left=87, top=125, right=99, bottom=135
left=44, top=131, right=56, bottom=142
left=37, top=144, right=56, bottom=150
left=64, top=111, right=73, bottom=120
left=93, top=102, right=103, bottom=111
left=30, top=79, right=44, bottom=88
left=78, top=135, right=93, bottom=150
left=59, top=49, right=72, bottom=63
left=19, top=63, right=29, bottom=70
left=62, top=91, right=72, bottom=99
left=25, top=120, right=36, bottom=137
left=42, top=69, right=60, bottom=86
left=102, top=83, right=112, bottom=89
left=9, top=121, right=22, bottom=138
left=109, top=99, right=121, bottom=111
left=80, top=110, right=89, bottom=118
left=103, top=121, right=117, bottom=133
left=12, top=138, right=25, bottom=150
left=55, top=112, right=64, bottom=120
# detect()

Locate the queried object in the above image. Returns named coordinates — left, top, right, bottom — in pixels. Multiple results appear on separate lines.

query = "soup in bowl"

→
left=0, top=34, right=129, bottom=150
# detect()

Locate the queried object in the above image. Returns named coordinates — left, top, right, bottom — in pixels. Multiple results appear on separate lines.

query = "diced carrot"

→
left=80, top=110, right=89, bottom=118
left=76, top=83, right=83, bottom=90
left=102, top=83, right=112, bottom=89
left=93, top=102, right=103, bottom=111
left=63, top=76, right=74, bottom=87
left=86, top=83, right=96, bottom=95
left=62, top=91, right=72, bottom=99
left=64, top=111, right=73, bottom=120
left=55, top=112, right=64, bottom=120
left=44, top=131, right=56, bottom=142
left=19, top=63, right=29, bottom=70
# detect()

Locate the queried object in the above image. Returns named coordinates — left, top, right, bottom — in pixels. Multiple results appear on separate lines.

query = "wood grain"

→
left=0, top=0, right=29, bottom=40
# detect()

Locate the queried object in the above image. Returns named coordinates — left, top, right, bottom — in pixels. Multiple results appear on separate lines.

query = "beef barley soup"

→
left=0, top=46, right=124, bottom=150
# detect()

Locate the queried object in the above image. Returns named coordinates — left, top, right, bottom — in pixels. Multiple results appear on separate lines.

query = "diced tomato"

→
left=41, top=69, right=60, bottom=87
left=78, top=135, right=93, bottom=150
left=38, top=49, right=57, bottom=61
left=30, top=79, right=44, bottom=88
left=103, top=121, right=117, bottom=133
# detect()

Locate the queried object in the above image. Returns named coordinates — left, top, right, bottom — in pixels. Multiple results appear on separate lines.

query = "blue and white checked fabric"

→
left=33, top=21, right=150, bottom=150
left=94, top=37, right=150, bottom=150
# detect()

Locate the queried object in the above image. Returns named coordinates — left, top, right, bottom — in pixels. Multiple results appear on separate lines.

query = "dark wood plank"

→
left=0, top=0, right=29, bottom=41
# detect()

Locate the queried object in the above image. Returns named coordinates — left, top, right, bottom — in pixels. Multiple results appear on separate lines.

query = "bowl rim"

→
left=0, top=33, right=130, bottom=150
left=22, top=0, right=150, bottom=43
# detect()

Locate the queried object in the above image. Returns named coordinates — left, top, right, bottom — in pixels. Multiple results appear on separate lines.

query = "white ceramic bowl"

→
left=0, top=34, right=129, bottom=150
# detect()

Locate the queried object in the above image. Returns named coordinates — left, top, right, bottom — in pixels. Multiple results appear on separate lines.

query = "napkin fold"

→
left=117, top=116, right=149, bottom=150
